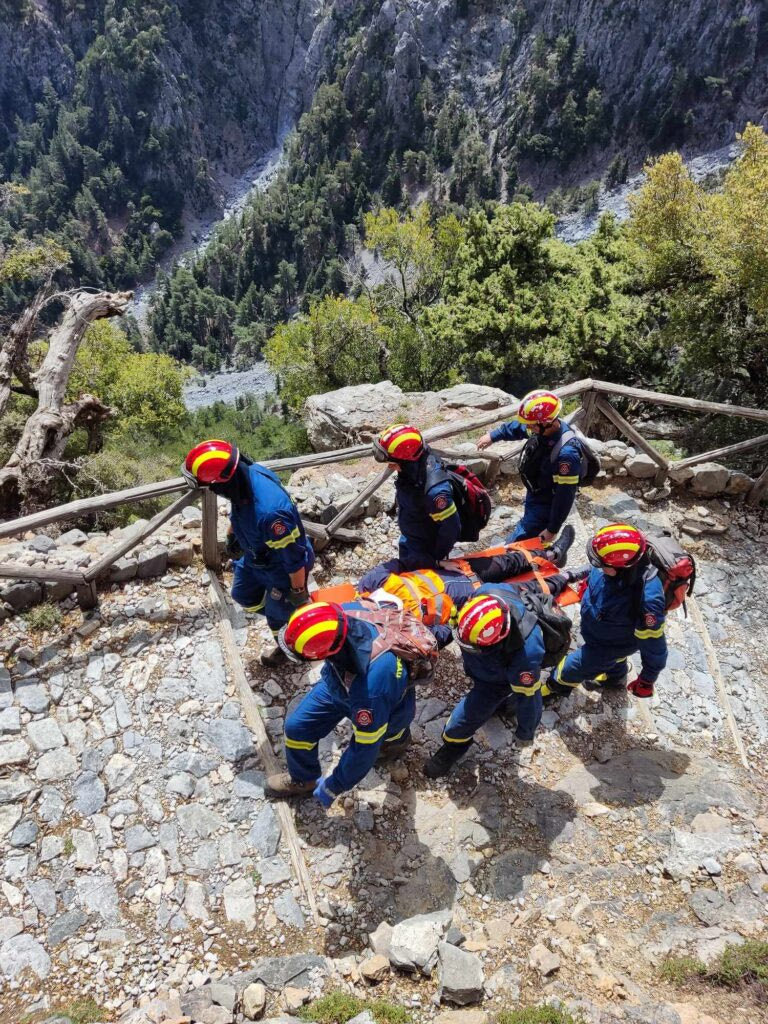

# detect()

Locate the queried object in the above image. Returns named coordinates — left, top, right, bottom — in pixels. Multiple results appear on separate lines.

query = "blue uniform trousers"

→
left=230, top=555, right=298, bottom=631
left=506, top=498, right=551, bottom=543
left=553, top=644, right=629, bottom=688
left=444, top=677, right=542, bottom=744
left=285, top=677, right=416, bottom=782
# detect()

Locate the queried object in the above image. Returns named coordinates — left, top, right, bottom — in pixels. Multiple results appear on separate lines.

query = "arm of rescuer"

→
left=324, top=655, right=408, bottom=797
left=629, top=575, right=668, bottom=696
left=425, top=479, right=461, bottom=561
left=547, top=439, right=581, bottom=535
left=264, top=509, right=311, bottom=603
left=477, top=420, right=527, bottom=449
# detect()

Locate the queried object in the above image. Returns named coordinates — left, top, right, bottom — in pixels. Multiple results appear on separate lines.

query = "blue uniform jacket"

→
left=323, top=610, right=412, bottom=794
left=460, top=584, right=546, bottom=697
left=580, top=568, right=668, bottom=683
left=229, top=463, right=313, bottom=588
left=490, top=420, right=581, bottom=533
left=395, top=453, right=461, bottom=568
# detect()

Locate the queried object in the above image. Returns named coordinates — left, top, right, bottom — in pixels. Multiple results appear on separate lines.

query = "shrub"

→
left=299, top=991, right=410, bottom=1024
left=25, top=602, right=62, bottom=633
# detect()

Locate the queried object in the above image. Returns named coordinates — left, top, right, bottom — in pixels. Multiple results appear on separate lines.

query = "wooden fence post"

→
left=581, top=390, right=598, bottom=436
left=747, top=464, right=768, bottom=506
left=201, top=489, right=221, bottom=570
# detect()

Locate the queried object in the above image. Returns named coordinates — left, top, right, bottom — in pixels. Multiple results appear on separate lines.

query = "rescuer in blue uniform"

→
left=183, top=440, right=314, bottom=667
left=372, top=423, right=461, bottom=570
left=477, top=389, right=583, bottom=544
left=264, top=601, right=415, bottom=803
left=423, top=584, right=560, bottom=778
left=545, top=523, right=667, bottom=700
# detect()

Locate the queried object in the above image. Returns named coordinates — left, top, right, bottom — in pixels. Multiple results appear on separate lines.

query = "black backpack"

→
left=520, top=426, right=600, bottom=493
left=426, top=457, right=492, bottom=543
left=480, top=586, right=572, bottom=669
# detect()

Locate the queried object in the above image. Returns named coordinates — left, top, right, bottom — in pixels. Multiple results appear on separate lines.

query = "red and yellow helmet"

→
left=588, top=523, right=647, bottom=569
left=373, top=423, right=425, bottom=463
left=455, top=593, right=511, bottom=649
left=280, top=602, right=348, bottom=661
left=517, top=389, right=562, bottom=427
left=184, top=439, right=239, bottom=485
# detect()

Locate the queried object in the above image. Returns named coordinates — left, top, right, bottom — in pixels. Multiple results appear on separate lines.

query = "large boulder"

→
left=302, top=380, right=516, bottom=452
left=436, top=383, right=513, bottom=410
left=689, top=462, right=730, bottom=495
left=303, top=381, right=407, bottom=450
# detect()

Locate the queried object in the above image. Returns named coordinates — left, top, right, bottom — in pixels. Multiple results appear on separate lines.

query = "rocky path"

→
left=1, top=483, right=767, bottom=1024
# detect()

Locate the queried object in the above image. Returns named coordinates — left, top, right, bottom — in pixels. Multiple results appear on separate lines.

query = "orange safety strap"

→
left=518, top=547, right=550, bottom=595
left=450, top=558, right=482, bottom=590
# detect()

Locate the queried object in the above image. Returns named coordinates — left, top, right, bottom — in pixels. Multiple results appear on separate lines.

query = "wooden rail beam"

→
left=0, top=564, right=87, bottom=583
left=594, top=396, right=669, bottom=471
left=84, top=491, right=196, bottom=582
left=208, top=576, right=320, bottom=924
left=592, top=380, right=768, bottom=425
left=671, top=432, right=768, bottom=472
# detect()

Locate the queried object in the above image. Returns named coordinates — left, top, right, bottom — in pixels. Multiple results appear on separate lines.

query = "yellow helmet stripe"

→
left=388, top=431, right=422, bottom=452
left=293, top=619, right=338, bottom=655
left=469, top=607, right=503, bottom=644
left=596, top=541, right=641, bottom=556
left=191, top=449, right=229, bottom=476
left=595, top=523, right=633, bottom=536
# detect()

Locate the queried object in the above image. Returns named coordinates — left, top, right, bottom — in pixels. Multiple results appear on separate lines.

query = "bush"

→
left=496, top=1007, right=585, bottom=1024
left=660, top=940, right=768, bottom=989
left=25, top=602, right=62, bottom=633
left=299, top=991, right=410, bottom=1024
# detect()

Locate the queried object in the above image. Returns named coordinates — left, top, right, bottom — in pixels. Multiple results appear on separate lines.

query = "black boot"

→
left=423, top=740, right=472, bottom=779
left=584, top=673, right=628, bottom=692
left=541, top=676, right=573, bottom=706
left=547, top=525, right=576, bottom=568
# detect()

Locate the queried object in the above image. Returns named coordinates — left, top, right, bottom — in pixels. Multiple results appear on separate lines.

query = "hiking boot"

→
left=265, top=772, right=316, bottom=799
left=548, top=525, right=576, bottom=568
left=541, top=676, right=573, bottom=706
left=423, top=740, right=472, bottom=779
left=260, top=642, right=289, bottom=669
left=564, top=564, right=590, bottom=585
left=378, top=730, right=412, bottom=762
left=584, top=673, right=627, bottom=692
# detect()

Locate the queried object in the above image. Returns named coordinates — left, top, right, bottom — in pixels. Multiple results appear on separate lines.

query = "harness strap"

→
left=450, top=558, right=482, bottom=589
left=518, top=547, right=551, bottom=595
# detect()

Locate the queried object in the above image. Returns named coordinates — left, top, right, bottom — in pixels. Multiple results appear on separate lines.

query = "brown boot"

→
left=265, top=772, right=316, bottom=799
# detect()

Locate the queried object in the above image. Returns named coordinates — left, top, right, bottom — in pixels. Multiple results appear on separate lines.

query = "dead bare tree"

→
left=0, top=288, right=133, bottom=514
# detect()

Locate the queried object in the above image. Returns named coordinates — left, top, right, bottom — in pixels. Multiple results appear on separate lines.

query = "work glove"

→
left=288, top=586, right=310, bottom=609
left=226, top=532, right=242, bottom=559
left=313, top=778, right=336, bottom=809
left=627, top=676, right=654, bottom=699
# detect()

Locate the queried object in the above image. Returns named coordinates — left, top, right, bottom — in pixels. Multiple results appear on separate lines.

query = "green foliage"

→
left=496, top=1007, right=585, bottom=1024
left=25, top=603, right=62, bottom=633
left=56, top=999, right=106, bottom=1024
left=69, top=321, right=188, bottom=443
left=660, top=941, right=768, bottom=989
left=299, top=991, right=410, bottom=1024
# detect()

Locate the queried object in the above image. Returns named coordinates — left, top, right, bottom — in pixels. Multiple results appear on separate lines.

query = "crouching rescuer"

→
left=545, top=523, right=667, bottom=701
left=265, top=601, right=422, bottom=807
left=183, top=440, right=314, bottom=668
left=424, top=583, right=572, bottom=778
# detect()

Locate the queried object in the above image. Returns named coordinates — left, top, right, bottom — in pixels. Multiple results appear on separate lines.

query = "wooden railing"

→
left=0, top=377, right=766, bottom=609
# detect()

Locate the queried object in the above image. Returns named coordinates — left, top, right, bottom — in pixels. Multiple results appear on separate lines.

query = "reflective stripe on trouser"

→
left=553, top=644, right=631, bottom=689
left=505, top=500, right=551, bottom=543
left=230, top=556, right=295, bottom=631
left=443, top=675, right=542, bottom=744
left=284, top=678, right=415, bottom=783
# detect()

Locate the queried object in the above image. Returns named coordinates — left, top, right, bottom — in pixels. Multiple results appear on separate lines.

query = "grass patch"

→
left=497, top=1007, right=585, bottom=1024
left=25, top=601, right=62, bottom=632
left=661, top=940, right=768, bottom=989
left=299, top=991, right=410, bottom=1024
left=56, top=999, right=107, bottom=1024
left=63, top=834, right=75, bottom=856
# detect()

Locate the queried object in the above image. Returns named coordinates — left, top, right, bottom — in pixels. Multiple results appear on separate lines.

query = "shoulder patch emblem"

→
left=519, top=671, right=535, bottom=686
left=559, top=461, right=571, bottom=475
left=271, top=519, right=288, bottom=537
left=355, top=708, right=374, bottom=728
left=434, top=494, right=449, bottom=510
left=644, top=612, right=657, bottom=627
